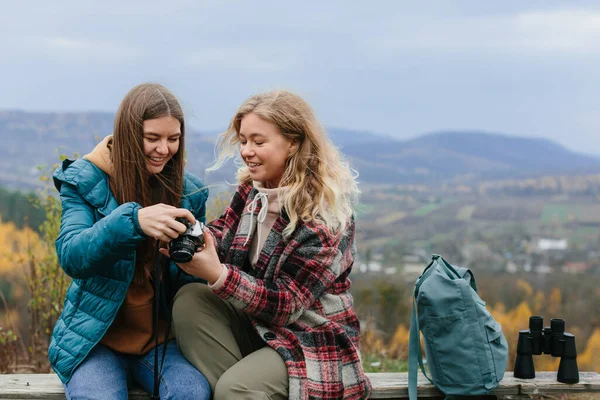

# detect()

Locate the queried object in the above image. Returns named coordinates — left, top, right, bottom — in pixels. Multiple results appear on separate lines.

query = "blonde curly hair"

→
left=208, top=90, right=359, bottom=237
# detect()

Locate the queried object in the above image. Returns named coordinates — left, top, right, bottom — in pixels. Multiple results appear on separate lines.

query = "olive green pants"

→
left=172, top=283, right=289, bottom=400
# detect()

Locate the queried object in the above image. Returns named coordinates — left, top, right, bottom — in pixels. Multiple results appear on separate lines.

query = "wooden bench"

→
left=0, top=372, right=599, bottom=399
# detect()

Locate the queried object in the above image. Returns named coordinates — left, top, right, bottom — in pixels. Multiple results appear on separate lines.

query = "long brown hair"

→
left=111, top=83, right=186, bottom=283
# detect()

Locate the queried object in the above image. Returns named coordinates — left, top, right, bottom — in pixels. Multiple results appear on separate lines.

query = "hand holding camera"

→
left=137, top=204, right=197, bottom=243
left=169, top=218, right=205, bottom=263
left=159, top=219, right=223, bottom=284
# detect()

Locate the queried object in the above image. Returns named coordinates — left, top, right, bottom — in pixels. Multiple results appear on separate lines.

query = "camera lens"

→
left=169, top=237, right=197, bottom=263
left=170, top=247, right=194, bottom=263
left=171, top=249, right=193, bottom=263
left=169, top=219, right=204, bottom=263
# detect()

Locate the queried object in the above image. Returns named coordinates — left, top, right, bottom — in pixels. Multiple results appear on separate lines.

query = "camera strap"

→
left=151, top=242, right=173, bottom=400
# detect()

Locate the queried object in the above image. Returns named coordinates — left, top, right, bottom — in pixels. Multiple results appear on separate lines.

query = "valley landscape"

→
left=2, top=110, right=599, bottom=273
left=1, top=110, right=600, bottom=374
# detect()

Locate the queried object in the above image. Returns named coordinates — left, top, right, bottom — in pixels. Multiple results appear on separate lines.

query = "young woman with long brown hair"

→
left=49, top=83, right=211, bottom=400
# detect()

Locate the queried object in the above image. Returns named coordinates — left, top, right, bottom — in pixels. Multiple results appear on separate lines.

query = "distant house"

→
left=534, top=264, right=553, bottom=274
left=402, top=254, right=421, bottom=264
left=357, top=260, right=383, bottom=273
left=400, top=252, right=428, bottom=279
left=402, top=262, right=425, bottom=277
left=505, top=261, right=518, bottom=273
left=536, top=238, right=568, bottom=252
left=562, top=262, right=591, bottom=274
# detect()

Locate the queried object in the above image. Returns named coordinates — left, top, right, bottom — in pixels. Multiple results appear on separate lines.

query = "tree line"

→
left=0, top=186, right=46, bottom=232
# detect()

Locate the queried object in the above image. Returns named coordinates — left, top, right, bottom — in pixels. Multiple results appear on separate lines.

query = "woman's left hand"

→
left=159, top=228, right=223, bottom=284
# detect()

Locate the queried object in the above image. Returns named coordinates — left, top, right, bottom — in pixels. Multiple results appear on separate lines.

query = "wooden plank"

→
left=366, top=372, right=444, bottom=399
left=0, top=374, right=147, bottom=400
left=511, top=371, right=600, bottom=395
left=0, top=371, right=599, bottom=399
left=365, top=371, right=518, bottom=399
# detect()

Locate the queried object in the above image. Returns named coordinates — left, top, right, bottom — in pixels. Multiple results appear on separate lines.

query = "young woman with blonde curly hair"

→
left=166, top=90, right=371, bottom=399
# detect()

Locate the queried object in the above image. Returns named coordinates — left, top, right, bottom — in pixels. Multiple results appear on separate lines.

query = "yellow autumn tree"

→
left=578, top=328, right=600, bottom=372
left=360, top=319, right=386, bottom=357
left=516, top=279, right=533, bottom=297
left=0, top=219, right=46, bottom=337
left=0, top=161, right=71, bottom=372
left=532, top=291, right=545, bottom=316
left=492, top=301, right=505, bottom=315
left=388, top=324, right=410, bottom=359
left=547, top=287, right=562, bottom=318
left=491, top=301, right=533, bottom=371
left=0, top=220, right=46, bottom=274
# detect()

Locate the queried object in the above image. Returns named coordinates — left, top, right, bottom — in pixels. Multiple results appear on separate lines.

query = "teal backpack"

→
left=408, top=255, right=508, bottom=399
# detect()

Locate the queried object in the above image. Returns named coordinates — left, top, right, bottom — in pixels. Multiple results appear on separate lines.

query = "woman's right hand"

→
left=137, top=204, right=196, bottom=242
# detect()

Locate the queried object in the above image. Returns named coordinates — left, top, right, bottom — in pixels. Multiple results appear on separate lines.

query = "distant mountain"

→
left=2, top=111, right=599, bottom=189
left=342, top=131, right=600, bottom=183
left=324, top=127, right=396, bottom=147
left=0, top=110, right=220, bottom=188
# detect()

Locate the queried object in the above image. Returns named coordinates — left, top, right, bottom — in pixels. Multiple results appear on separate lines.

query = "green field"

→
left=540, top=205, right=571, bottom=223
left=456, top=205, right=476, bottom=221
left=413, top=204, right=440, bottom=216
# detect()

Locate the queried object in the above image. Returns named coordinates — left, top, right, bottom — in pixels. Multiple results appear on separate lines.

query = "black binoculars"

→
left=514, top=316, right=579, bottom=383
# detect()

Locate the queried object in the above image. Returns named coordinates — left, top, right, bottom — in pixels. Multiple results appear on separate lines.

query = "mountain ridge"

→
left=2, top=110, right=599, bottom=189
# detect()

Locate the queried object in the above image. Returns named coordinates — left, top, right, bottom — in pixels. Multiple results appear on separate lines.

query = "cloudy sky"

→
left=2, top=1, right=599, bottom=153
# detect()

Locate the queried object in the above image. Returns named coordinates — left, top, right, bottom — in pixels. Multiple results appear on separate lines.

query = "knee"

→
left=173, top=282, right=211, bottom=308
left=213, top=373, right=247, bottom=400
left=172, top=283, right=211, bottom=330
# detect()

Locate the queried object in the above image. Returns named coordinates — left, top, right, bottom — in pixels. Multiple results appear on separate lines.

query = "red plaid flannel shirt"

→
left=209, top=182, right=371, bottom=399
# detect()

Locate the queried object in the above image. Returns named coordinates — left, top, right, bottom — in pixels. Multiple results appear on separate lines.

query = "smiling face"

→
left=239, top=112, right=294, bottom=188
left=143, top=116, right=181, bottom=174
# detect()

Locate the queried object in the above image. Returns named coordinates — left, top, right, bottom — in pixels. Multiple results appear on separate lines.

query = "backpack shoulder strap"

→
left=408, top=283, right=434, bottom=399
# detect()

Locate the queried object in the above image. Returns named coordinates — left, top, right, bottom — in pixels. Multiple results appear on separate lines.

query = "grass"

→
left=569, top=226, right=600, bottom=247
left=456, top=205, right=476, bottom=221
left=540, top=205, right=571, bottom=224
left=362, top=354, right=408, bottom=373
left=414, top=204, right=440, bottom=217
left=375, top=211, right=406, bottom=225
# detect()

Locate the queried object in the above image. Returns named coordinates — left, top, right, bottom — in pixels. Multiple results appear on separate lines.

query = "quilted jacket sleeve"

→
left=213, top=220, right=355, bottom=327
left=56, top=182, right=146, bottom=279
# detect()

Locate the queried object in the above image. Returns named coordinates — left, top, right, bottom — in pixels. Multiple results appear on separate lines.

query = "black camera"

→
left=168, top=217, right=205, bottom=263
left=514, top=316, right=579, bottom=383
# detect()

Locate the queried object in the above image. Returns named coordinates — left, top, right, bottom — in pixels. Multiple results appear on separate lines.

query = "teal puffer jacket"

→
left=48, top=158, right=209, bottom=383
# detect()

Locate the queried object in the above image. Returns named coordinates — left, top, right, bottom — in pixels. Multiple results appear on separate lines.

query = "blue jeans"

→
left=64, top=340, right=211, bottom=400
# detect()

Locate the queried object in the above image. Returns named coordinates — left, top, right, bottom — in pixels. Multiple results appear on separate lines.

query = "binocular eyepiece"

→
left=514, top=316, right=579, bottom=383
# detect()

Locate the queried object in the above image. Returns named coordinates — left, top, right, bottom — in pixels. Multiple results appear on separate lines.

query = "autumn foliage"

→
left=0, top=176, right=69, bottom=372
left=357, top=276, right=600, bottom=373
left=1, top=183, right=599, bottom=374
